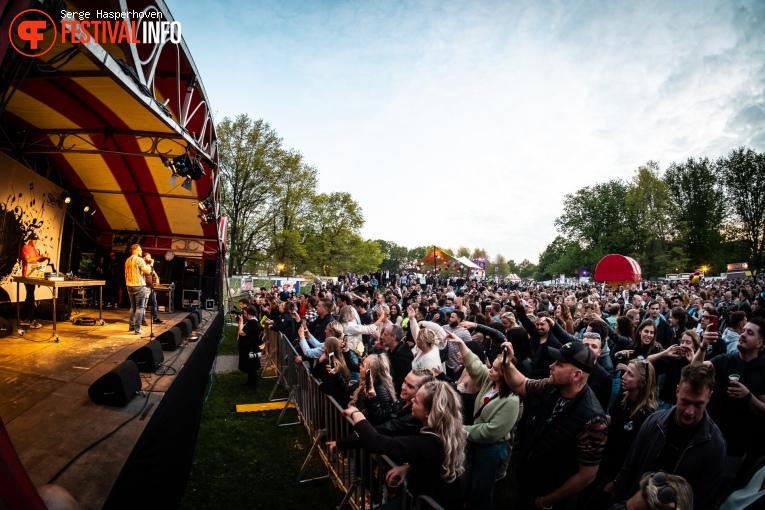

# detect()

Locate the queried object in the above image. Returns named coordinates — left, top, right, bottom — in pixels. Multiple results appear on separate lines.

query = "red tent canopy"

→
left=594, top=254, right=642, bottom=283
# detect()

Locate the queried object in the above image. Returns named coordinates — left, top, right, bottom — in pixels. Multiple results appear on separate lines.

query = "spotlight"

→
left=61, top=192, right=71, bottom=204
left=181, top=178, right=193, bottom=191
left=199, top=212, right=217, bottom=227
left=171, top=153, right=205, bottom=180
left=83, top=204, right=90, bottom=212
left=198, top=197, right=214, bottom=211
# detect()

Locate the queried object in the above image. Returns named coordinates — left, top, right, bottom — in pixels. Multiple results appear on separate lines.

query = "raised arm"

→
left=499, top=341, right=528, bottom=397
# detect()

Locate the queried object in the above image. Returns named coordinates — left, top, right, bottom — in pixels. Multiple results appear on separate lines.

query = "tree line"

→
left=536, top=147, right=765, bottom=280
left=218, top=114, right=383, bottom=277
left=219, top=114, right=765, bottom=282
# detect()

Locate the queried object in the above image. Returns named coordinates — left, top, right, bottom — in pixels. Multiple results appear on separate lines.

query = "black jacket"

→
left=515, top=304, right=562, bottom=379
left=654, top=317, right=673, bottom=348
left=612, top=408, right=726, bottom=509
left=386, top=341, right=414, bottom=395
left=338, top=420, right=463, bottom=510
left=308, top=312, right=335, bottom=343
left=359, top=383, right=395, bottom=426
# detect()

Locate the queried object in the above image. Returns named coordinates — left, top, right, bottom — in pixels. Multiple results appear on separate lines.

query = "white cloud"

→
left=169, top=0, right=765, bottom=263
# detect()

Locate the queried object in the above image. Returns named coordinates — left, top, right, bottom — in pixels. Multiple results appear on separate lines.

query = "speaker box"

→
left=177, top=318, right=193, bottom=338
left=88, top=361, right=141, bottom=407
left=157, top=327, right=183, bottom=351
left=126, top=340, right=164, bottom=372
left=187, top=313, right=199, bottom=329
left=183, top=264, right=201, bottom=290
left=202, top=276, right=217, bottom=303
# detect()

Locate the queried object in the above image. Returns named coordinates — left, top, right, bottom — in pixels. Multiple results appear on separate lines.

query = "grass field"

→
left=179, top=326, right=342, bottom=510
left=180, top=324, right=519, bottom=509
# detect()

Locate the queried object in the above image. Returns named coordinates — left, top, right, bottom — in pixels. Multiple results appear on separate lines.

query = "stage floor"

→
left=0, top=306, right=218, bottom=510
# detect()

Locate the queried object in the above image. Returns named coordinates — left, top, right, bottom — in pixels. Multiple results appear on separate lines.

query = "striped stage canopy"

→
left=0, top=0, right=221, bottom=258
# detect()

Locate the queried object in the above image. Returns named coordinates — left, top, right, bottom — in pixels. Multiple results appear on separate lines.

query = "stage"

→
left=0, top=306, right=223, bottom=510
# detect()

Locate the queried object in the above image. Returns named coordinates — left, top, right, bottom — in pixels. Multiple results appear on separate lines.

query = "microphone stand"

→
left=142, top=284, right=156, bottom=340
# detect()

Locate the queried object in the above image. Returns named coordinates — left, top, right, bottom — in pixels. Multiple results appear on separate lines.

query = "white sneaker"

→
left=134, top=329, right=145, bottom=335
left=30, top=321, right=42, bottom=329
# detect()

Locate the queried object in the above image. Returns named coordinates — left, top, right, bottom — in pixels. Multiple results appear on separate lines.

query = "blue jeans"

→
left=146, top=288, right=158, bottom=320
left=127, top=286, right=148, bottom=331
left=463, top=440, right=509, bottom=510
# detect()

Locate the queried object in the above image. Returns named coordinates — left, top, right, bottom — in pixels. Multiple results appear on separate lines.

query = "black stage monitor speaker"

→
left=88, top=361, right=141, bottom=407
left=126, top=340, right=164, bottom=372
left=177, top=318, right=193, bottom=338
left=187, top=313, right=199, bottom=329
left=157, top=327, right=183, bottom=351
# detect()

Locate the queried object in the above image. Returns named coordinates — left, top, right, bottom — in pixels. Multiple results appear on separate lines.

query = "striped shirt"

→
left=124, top=255, right=148, bottom=287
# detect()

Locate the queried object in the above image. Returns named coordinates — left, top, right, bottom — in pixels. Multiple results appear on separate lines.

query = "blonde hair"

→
left=622, top=358, right=657, bottom=419
left=326, top=321, right=344, bottom=340
left=338, top=305, right=356, bottom=324
left=324, top=337, right=349, bottom=381
left=417, top=328, right=436, bottom=348
left=638, top=471, right=693, bottom=510
left=419, top=381, right=466, bottom=483
left=349, top=354, right=396, bottom=407
left=500, top=312, right=517, bottom=328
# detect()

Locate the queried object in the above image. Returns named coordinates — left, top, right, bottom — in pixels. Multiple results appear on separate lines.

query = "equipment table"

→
left=13, top=276, right=106, bottom=342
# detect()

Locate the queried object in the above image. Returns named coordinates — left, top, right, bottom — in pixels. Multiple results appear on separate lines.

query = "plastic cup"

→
left=729, top=374, right=740, bottom=382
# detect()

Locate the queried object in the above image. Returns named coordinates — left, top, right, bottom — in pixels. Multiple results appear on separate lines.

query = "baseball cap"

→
left=28, top=233, right=39, bottom=241
left=548, top=342, right=595, bottom=373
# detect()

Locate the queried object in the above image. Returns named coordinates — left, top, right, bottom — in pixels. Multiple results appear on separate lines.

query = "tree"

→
left=488, top=254, right=509, bottom=280
left=456, top=246, right=471, bottom=258
left=664, top=157, right=726, bottom=272
left=375, top=240, right=410, bottom=272
left=517, top=259, right=537, bottom=279
left=269, top=150, right=318, bottom=269
left=624, top=163, right=674, bottom=277
left=718, top=147, right=765, bottom=271
left=302, top=192, right=366, bottom=275
left=554, top=179, right=631, bottom=253
left=217, top=115, right=282, bottom=276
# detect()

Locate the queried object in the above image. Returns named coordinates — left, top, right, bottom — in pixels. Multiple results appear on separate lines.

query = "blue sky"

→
left=166, top=0, right=765, bottom=264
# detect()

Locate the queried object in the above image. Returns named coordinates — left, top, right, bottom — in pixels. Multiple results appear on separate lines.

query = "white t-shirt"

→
left=411, top=347, right=442, bottom=371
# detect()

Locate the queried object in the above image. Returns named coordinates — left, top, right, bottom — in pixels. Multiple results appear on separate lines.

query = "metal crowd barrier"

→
left=267, top=332, right=444, bottom=510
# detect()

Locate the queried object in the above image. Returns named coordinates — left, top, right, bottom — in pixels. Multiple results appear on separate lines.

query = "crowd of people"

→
left=233, top=272, right=765, bottom=510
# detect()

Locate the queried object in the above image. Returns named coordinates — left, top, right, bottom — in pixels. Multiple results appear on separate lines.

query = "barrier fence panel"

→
left=260, top=328, right=280, bottom=380
left=267, top=331, right=443, bottom=510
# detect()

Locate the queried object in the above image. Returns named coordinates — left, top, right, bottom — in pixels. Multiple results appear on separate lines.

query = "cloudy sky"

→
left=167, top=0, right=765, bottom=264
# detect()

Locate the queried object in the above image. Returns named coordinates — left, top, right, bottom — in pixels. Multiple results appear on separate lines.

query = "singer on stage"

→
left=124, top=244, right=152, bottom=335
left=20, top=232, right=49, bottom=329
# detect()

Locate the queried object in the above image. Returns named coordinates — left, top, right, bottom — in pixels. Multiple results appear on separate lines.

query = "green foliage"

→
left=664, top=157, right=725, bottom=271
left=217, top=115, right=377, bottom=276
left=717, top=147, right=765, bottom=271
left=471, top=247, right=488, bottom=260
left=375, top=239, right=410, bottom=272
left=218, top=115, right=283, bottom=276
left=555, top=179, right=631, bottom=252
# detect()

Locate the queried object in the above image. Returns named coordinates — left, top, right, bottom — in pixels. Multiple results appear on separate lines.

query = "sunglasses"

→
left=649, top=471, right=677, bottom=508
left=636, top=355, right=650, bottom=380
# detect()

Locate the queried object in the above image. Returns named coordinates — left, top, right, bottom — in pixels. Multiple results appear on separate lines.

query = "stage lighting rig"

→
left=165, top=151, right=206, bottom=191
left=199, top=212, right=217, bottom=228
left=198, top=197, right=214, bottom=212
